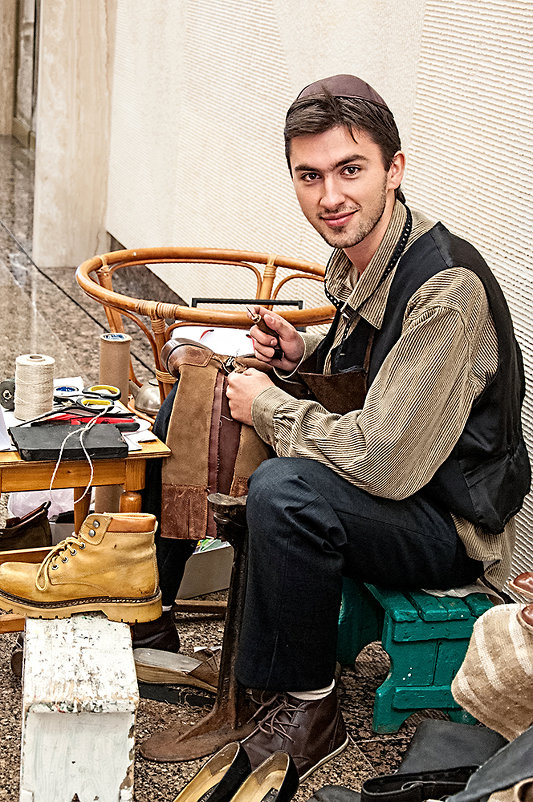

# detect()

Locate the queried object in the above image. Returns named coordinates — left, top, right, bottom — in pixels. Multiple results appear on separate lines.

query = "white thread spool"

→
left=14, top=353, right=55, bottom=421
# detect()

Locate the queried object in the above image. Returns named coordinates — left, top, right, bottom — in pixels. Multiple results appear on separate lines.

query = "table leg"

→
left=73, top=488, right=91, bottom=533
left=119, top=490, right=142, bottom=512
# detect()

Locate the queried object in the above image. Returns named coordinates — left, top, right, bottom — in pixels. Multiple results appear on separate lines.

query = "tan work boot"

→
left=0, top=512, right=162, bottom=623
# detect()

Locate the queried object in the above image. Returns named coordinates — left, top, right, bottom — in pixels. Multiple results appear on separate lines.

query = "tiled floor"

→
left=0, top=135, right=439, bottom=801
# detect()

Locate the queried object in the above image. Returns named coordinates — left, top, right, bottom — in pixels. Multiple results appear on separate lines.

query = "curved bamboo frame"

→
left=75, top=246, right=335, bottom=401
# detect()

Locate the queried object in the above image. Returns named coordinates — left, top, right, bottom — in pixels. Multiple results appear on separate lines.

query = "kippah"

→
left=296, top=74, right=389, bottom=111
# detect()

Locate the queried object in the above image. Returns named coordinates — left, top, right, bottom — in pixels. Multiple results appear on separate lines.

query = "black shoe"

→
left=243, top=689, right=348, bottom=781
left=172, top=742, right=251, bottom=802
left=132, top=609, right=180, bottom=652
left=232, top=752, right=298, bottom=802
left=10, top=633, right=24, bottom=678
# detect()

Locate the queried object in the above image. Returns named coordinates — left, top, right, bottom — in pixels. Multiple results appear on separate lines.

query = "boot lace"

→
left=36, top=534, right=83, bottom=590
left=247, top=691, right=303, bottom=744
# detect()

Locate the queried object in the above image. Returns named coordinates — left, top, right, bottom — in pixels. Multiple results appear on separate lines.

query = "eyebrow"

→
left=293, top=153, right=369, bottom=173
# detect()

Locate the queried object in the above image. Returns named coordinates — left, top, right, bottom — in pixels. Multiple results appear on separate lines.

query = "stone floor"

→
left=0, top=134, right=443, bottom=801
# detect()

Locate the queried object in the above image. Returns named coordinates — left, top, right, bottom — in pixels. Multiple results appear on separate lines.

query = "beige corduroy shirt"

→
left=251, top=201, right=516, bottom=590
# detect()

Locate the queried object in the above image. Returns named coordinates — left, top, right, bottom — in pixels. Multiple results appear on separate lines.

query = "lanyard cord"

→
left=323, top=206, right=413, bottom=319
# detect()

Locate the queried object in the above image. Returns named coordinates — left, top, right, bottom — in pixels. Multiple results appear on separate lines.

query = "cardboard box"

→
left=176, top=541, right=234, bottom=599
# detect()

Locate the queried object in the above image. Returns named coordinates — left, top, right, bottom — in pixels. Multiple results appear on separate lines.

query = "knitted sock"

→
left=288, top=680, right=335, bottom=701
left=451, top=603, right=533, bottom=740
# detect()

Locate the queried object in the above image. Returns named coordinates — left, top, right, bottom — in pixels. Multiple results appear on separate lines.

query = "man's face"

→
left=289, top=126, right=404, bottom=256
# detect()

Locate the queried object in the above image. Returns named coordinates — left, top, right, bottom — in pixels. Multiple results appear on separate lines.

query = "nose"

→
left=320, top=175, right=345, bottom=210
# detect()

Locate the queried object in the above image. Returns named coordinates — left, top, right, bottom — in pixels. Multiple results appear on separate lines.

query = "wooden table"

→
left=0, top=436, right=170, bottom=633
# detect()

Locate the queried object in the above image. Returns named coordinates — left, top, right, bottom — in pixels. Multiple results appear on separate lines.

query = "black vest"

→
left=315, top=222, right=530, bottom=534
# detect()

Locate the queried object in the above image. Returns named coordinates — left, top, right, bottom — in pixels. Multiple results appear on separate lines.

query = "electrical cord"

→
left=0, top=218, right=153, bottom=374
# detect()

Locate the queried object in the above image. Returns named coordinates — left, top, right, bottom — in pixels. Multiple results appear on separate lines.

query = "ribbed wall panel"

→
left=405, top=0, right=533, bottom=577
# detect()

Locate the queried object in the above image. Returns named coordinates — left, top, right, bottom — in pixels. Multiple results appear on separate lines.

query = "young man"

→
left=140, top=74, right=530, bottom=777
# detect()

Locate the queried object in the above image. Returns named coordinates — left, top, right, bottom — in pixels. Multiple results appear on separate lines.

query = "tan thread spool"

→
left=98, top=333, right=131, bottom=406
left=14, top=353, right=55, bottom=421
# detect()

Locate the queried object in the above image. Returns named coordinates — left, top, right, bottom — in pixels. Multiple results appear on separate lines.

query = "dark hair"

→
left=284, top=90, right=405, bottom=202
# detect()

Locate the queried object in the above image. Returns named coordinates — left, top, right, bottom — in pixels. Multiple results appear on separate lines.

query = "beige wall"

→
left=32, top=0, right=116, bottom=266
left=106, top=0, right=426, bottom=310
left=0, top=0, right=17, bottom=135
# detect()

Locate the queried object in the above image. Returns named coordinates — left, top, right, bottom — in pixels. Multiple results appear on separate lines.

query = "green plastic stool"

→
left=337, top=578, right=493, bottom=733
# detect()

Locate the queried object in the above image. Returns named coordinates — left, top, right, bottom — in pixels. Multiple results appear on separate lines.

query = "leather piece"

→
left=398, top=720, right=507, bottom=775
left=360, top=767, right=477, bottom=802
left=162, top=339, right=216, bottom=374
left=298, top=369, right=368, bottom=415
left=0, top=501, right=52, bottom=551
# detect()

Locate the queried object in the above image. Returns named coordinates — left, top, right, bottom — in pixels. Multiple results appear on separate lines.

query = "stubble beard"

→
left=317, top=185, right=388, bottom=250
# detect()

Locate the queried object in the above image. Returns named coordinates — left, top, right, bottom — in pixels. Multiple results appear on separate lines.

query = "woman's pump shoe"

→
left=172, top=742, right=251, bottom=802
left=509, top=572, right=533, bottom=602
left=517, top=603, right=533, bottom=634
left=230, top=752, right=298, bottom=802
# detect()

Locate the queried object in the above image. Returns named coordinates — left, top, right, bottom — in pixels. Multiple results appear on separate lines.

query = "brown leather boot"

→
left=242, top=688, right=348, bottom=780
left=0, top=512, right=161, bottom=623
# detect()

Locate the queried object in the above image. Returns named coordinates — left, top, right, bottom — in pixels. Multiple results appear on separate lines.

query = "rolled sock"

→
left=288, top=680, right=335, bottom=701
left=162, top=604, right=173, bottom=613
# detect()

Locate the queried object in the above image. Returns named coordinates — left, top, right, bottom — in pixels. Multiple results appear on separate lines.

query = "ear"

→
left=387, top=151, right=405, bottom=190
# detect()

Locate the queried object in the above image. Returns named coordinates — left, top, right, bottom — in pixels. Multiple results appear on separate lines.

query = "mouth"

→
left=320, top=211, right=356, bottom=228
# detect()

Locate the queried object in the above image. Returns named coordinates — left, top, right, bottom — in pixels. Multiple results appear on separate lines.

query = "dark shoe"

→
left=517, top=603, right=533, bottom=633
left=10, top=633, right=24, bottom=678
left=509, top=572, right=533, bottom=602
left=232, top=752, right=298, bottom=802
left=242, top=689, right=348, bottom=781
left=171, top=742, right=251, bottom=802
left=131, top=609, right=180, bottom=653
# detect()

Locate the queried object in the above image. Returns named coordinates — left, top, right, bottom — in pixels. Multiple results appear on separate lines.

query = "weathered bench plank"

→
left=20, top=614, right=138, bottom=802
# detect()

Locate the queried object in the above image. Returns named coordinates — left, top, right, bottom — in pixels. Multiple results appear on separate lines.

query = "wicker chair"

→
left=75, top=246, right=335, bottom=405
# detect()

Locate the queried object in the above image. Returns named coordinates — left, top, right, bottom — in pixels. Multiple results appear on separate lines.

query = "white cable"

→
left=49, top=409, right=108, bottom=503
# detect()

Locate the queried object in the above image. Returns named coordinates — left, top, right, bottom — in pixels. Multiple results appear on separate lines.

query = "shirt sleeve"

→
left=251, top=268, right=498, bottom=499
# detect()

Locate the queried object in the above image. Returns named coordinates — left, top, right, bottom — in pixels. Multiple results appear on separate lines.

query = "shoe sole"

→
left=0, top=589, right=162, bottom=624
left=134, top=648, right=217, bottom=691
left=299, top=735, right=350, bottom=782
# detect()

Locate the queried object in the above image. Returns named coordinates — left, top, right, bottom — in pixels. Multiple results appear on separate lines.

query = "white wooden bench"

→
left=20, top=613, right=138, bottom=802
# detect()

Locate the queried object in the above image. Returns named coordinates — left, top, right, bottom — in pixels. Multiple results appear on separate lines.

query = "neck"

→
left=343, top=193, right=397, bottom=273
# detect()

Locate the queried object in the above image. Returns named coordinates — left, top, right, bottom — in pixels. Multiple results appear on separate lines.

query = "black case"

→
left=9, top=423, right=128, bottom=461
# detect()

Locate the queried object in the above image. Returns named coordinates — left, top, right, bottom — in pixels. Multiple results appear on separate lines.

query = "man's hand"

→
left=226, top=368, right=274, bottom=426
left=247, top=305, right=305, bottom=372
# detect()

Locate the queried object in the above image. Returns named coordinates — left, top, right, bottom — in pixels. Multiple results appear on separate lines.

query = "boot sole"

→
left=299, top=735, right=350, bottom=782
left=0, top=589, right=162, bottom=624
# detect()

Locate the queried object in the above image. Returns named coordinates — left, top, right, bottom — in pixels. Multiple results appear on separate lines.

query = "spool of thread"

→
left=0, top=379, right=15, bottom=411
left=99, top=332, right=131, bottom=406
left=14, top=353, right=55, bottom=421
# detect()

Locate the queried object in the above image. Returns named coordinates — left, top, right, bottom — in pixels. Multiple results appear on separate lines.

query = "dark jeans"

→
left=144, top=386, right=482, bottom=690
left=235, top=457, right=482, bottom=691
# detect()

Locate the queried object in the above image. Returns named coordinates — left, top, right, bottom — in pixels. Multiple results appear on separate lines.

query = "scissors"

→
left=18, top=384, right=131, bottom=427
left=54, top=384, right=121, bottom=410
